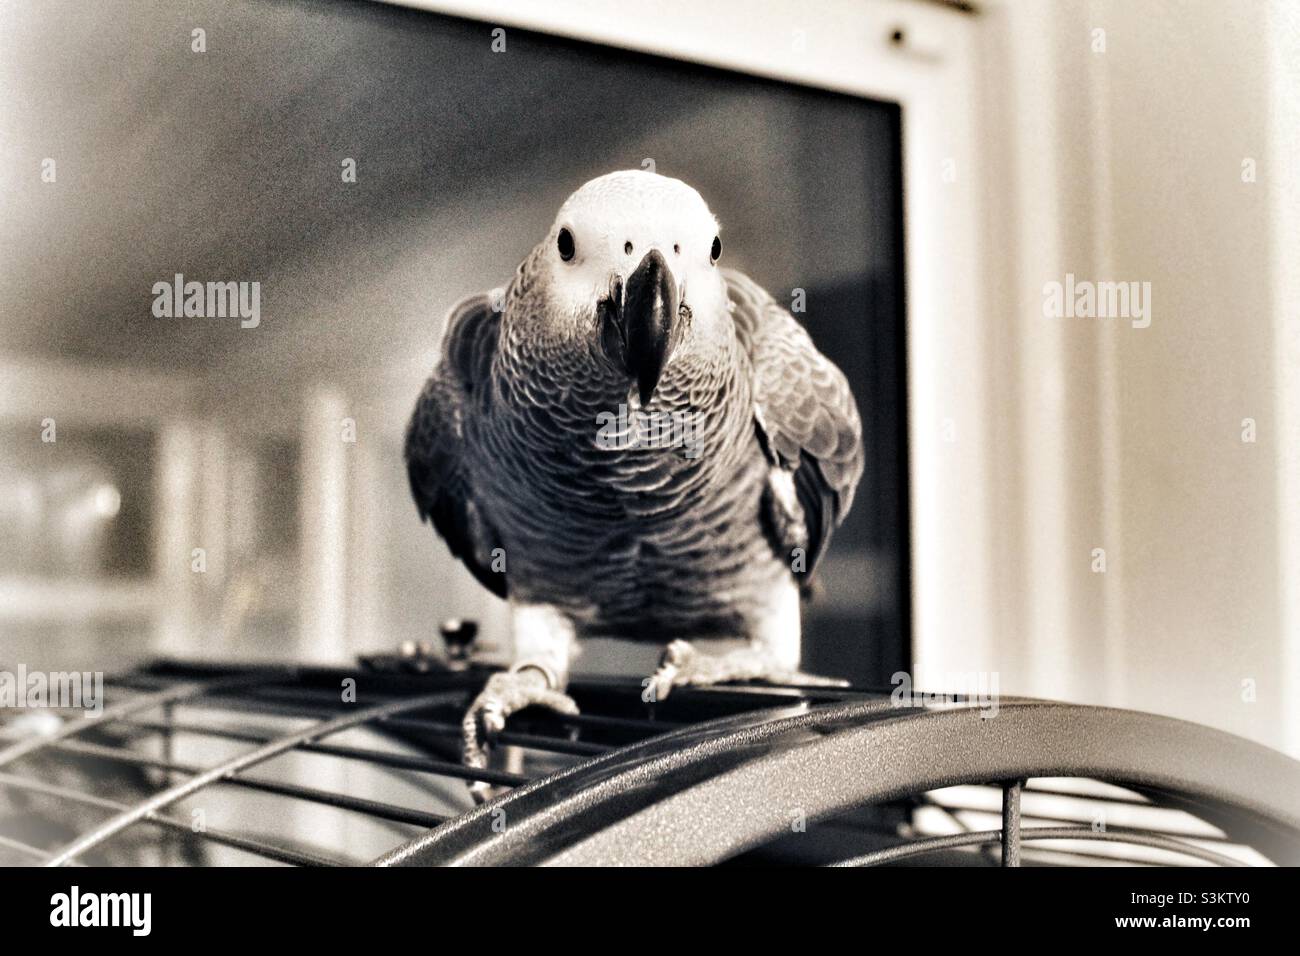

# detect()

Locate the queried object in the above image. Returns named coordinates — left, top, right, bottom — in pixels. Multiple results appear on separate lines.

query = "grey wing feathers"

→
left=404, top=292, right=506, bottom=598
left=725, top=269, right=865, bottom=581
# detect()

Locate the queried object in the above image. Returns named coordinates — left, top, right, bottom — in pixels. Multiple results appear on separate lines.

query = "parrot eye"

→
left=710, top=235, right=722, bottom=264
left=624, top=240, right=633, bottom=255
left=557, top=228, right=576, bottom=262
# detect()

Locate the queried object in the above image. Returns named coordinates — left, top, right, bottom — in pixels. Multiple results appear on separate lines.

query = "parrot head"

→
left=529, top=170, right=730, bottom=406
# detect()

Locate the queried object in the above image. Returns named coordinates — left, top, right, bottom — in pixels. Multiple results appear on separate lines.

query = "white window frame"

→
left=377, top=0, right=997, bottom=685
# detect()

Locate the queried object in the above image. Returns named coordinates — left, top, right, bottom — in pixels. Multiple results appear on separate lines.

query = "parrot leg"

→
left=461, top=603, right=578, bottom=803
left=648, top=639, right=848, bottom=701
left=648, top=579, right=848, bottom=700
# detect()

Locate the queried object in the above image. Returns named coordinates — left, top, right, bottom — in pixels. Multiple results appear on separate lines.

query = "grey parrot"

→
left=405, top=170, right=863, bottom=794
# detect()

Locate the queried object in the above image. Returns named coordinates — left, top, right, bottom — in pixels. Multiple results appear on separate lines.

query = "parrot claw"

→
left=649, top=638, right=849, bottom=702
left=462, top=669, right=579, bottom=804
left=649, top=639, right=696, bottom=701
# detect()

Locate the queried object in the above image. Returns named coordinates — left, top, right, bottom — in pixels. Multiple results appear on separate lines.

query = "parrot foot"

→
left=462, top=668, right=579, bottom=803
left=648, top=638, right=849, bottom=702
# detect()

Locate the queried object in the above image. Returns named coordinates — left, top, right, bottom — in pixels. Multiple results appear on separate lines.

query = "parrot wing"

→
left=725, top=269, right=865, bottom=581
left=405, top=292, right=507, bottom=598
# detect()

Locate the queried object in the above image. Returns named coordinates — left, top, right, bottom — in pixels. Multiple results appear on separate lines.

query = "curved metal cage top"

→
left=1, top=660, right=1297, bottom=867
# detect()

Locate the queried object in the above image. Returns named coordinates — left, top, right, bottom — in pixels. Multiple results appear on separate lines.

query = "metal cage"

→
left=1, top=659, right=1297, bottom=867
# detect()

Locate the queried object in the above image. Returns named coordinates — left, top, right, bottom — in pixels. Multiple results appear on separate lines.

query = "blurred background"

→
left=2, top=0, right=1298, bottom=765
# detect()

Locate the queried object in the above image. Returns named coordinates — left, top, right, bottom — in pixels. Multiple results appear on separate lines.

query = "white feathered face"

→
left=540, top=170, right=730, bottom=404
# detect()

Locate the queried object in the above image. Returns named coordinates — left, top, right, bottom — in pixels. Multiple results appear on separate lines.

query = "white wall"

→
left=975, top=0, right=1298, bottom=755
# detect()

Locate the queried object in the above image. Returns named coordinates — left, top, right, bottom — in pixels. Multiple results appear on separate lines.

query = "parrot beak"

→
left=612, top=248, right=681, bottom=406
